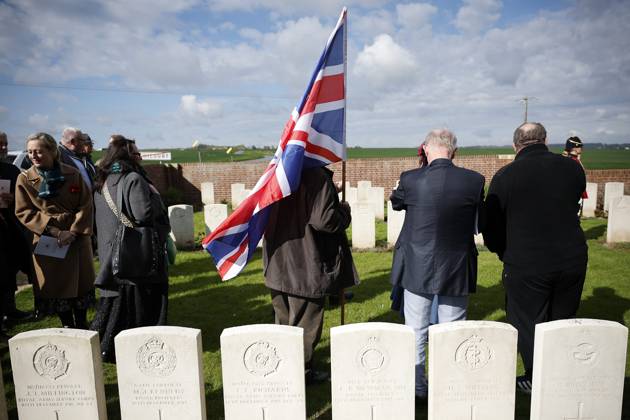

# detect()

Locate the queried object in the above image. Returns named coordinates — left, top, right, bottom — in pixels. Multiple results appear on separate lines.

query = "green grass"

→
left=2, top=217, right=629, bottom=419
left=92, top=147, right=630, bottom=168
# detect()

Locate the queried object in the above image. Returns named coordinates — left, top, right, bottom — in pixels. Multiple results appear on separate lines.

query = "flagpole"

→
left=340, top=7, right=348, bottom=326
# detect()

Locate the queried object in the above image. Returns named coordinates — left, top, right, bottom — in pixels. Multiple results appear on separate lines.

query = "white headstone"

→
left=339, top=187, right=358, bottom=208
left=387, top=201, right=405, bottom=248
left=606, top=196, right=630, bottom=243
left=331, top=322, right=415, bottom=420
left=115, top=326, right=207, bottom=420
left=474, top=233, right=485, bottom=246
left=9, top=329, right=107, bottom=420
left=357, top=181, right=372, bottom=203
left=428, top=321, right=517, bottom=420
left=604, top=182, right=624, bottom=212
left=0, top=361, right=7, bottom=420
left=581, top=183, right=598, bottom=217
left=530, top=319, right=628, bottom=420
left=231, top=183, right=245, bottom=207
left=204, top=204, right=228, bottom=234
left=201, top=182, right=215, bottom=205
left=370, top=187, right=385, bottom=220
left=220, top=324, right=306, bottom=420
left=168, top=205, right=195, bottom=249
left=352, top=204, right=375, bottom=249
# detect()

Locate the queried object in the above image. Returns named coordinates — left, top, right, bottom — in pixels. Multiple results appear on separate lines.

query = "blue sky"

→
left=1, top=0, right=629, bottom=150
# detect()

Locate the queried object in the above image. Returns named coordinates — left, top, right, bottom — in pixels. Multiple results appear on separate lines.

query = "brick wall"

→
left=145, top=157, right=630, bottom=210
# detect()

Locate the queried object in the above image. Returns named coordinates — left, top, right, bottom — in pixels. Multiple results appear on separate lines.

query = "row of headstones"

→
left=1, top=319, right=626, bottom=420
left=168, top=181, right=629, bottom=250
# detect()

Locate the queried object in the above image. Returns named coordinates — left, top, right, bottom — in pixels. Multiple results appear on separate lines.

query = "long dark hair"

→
left=94, top=134, right=142, bottom=192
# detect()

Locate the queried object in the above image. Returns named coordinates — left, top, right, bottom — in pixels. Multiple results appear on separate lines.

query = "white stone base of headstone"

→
left=201, top=182, right=215, bottom=205
left=220, top=324, right=306, bottom=420
left=9, top=329, right=107, bottom=420
left=607, top=196, right=630, bottom=243
left=169, top=204, right=195, bottom=249
left=352, top=204, right=375, bottom=249
left=231, top=183, right=245, bottom=207
left=331, top=322, right=415, bottom=420
left=530, top=319, right=628, bottom=420
left=604, top=182, right=624, bottom=212
left=582, top=182, right=597, bottom=217
left=204, top=204, right=228, bottom=234
left=428, top=321, right=517, bottom=420
left=387, top=201, right=405, bottom=248
left=115, top=326, right=207, bottom=420
left=371, top=187, right=385, bottom=220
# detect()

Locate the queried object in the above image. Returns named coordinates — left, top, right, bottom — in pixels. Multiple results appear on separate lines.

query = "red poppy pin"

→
left=70, top=185, right=80, bottom=193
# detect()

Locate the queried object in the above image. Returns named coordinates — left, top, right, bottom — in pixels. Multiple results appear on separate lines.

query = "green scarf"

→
left=36, top=163, right=65, bottom=198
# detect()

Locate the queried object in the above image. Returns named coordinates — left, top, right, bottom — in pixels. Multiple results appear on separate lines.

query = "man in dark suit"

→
left=390, top=129, right=484, bottom=399
left=483, top=122, right=587, bottom=394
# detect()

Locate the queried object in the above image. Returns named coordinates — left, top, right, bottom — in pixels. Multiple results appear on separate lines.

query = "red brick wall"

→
left=144, top=157, right=630, bottom=210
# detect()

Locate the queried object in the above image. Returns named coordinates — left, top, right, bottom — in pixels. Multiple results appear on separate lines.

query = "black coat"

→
left=390, top=159, right=485, bottom=297
left=482, top=144, right=587, bottom=274
left=263, top=167, right=359, bottom=298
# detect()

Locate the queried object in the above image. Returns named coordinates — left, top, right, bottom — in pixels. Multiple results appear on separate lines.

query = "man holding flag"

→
left=202, top=9, right=358, bottom=382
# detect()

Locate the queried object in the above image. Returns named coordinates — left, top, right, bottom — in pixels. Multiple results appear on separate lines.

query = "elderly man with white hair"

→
left=389, top=128, right=485, bottom=401
left=59, top=127, right=95, bottom=189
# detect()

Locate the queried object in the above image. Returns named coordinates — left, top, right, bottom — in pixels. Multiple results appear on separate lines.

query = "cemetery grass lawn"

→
left=2, top=217, right=630, bottom=419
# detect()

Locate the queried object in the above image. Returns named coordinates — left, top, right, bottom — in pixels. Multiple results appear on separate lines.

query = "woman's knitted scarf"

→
left=36, top=163, right=65, bottom=198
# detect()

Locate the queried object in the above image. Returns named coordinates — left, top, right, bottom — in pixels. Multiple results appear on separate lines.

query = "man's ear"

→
left=512, top=143, right=517, bottom=152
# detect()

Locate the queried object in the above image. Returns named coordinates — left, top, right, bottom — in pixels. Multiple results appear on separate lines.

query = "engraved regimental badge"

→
left=136, top=337, right=177, bottom=377
left=33, top=344, right=70, bottom=380
left=243, top=341, right=281, bottom=377
left=570, top=342, right=598, bottom=365
left=357, top=336, right=388, bottom=374
left=455, top=335, right=493, bottom=371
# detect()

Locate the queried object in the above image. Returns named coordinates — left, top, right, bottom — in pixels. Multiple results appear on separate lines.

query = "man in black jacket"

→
left=390, top=129, right=484, bottom=399
left=263, top=166, right=359, bottom=383
left=483, top=122, right=588, bottom=393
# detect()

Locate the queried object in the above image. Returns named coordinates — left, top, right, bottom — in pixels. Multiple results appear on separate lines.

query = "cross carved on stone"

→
left=564, top=402, right=595, bottom=420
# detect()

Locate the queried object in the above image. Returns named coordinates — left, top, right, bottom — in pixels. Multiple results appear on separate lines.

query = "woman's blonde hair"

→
left=26, top=132, right=60, bottom=161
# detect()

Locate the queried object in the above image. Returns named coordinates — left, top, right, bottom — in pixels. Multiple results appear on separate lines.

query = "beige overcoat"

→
left=14, top=163, right=95, bottom=299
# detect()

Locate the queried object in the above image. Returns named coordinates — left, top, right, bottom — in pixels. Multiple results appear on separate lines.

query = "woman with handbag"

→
left=14, top=132, right=95, bottom=329
left=91, top=135, right=171, bottom=362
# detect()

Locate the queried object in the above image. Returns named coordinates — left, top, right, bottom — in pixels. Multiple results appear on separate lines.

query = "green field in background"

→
left=92, top=147, right=630, bottom=169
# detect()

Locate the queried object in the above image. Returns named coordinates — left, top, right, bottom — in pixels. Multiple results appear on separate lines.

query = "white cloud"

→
left=180, top=95, right=223, bottom=118
left=455, top=0, right=502, bottom=35
left=396, top=3, right=437, bottom=30
left=354, top=34, right=417, bottom=88
left=28, top=113, right=50, bottom=127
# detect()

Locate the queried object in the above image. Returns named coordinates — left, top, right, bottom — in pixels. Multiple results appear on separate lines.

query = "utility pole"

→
left=519, top=96, right=537, bottom=122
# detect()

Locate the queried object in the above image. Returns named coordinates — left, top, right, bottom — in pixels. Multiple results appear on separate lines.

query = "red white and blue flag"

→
left=202, top=8, right=347, bottom=280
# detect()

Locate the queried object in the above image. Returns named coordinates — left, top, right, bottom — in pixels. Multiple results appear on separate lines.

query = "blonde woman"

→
left=14, top=132, right=95, bottom=328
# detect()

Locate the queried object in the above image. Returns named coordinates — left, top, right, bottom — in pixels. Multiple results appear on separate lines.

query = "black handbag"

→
left=103, top=176, right=159, bottom=280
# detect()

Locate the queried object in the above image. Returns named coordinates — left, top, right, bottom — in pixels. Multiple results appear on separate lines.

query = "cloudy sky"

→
left=1, top=0, right=629, bottom=150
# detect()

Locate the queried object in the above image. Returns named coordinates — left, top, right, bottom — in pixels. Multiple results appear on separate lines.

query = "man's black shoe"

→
left=5, top=309, right=34, bottom=322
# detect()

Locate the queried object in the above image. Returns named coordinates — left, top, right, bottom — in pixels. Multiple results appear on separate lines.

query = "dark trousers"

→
left=503, top=261, right=587, bottom=379
left=270, top=290, right=325, bottom=367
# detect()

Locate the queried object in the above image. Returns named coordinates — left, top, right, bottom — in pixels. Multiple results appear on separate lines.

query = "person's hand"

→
left=57, top=230, right=76, bottom=246
left=340, top=201, right=351, bottom=213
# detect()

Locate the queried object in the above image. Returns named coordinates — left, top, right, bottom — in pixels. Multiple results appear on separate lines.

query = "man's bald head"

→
left=513, top=122, right=546, bottom=152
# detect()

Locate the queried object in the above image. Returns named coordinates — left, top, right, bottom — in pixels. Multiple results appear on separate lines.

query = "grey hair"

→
left=61, top=127, right=81, bottom=144
left=513, top=122, right=546, bottom=149
left=424, top=128, right=457, bottom=154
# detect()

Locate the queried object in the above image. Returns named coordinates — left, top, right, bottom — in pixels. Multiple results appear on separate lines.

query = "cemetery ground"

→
left=1, top=216, right=629, bottom=419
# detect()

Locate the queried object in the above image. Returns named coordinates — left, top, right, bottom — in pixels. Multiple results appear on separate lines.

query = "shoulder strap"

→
left=103, top=177, right=134, bottom=228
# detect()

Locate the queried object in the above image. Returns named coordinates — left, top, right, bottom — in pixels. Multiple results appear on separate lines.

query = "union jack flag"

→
left=202, top=8, right=347, bottom=280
